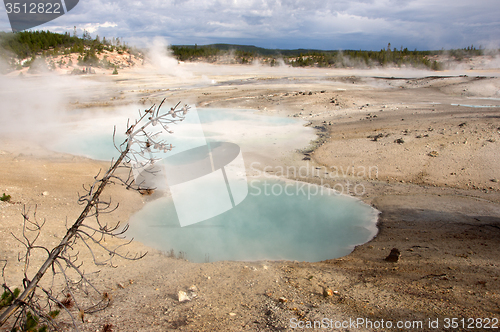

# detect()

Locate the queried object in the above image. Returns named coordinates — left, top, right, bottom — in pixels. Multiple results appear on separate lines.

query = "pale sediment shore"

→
left=1, top=65, right=500, bottom=331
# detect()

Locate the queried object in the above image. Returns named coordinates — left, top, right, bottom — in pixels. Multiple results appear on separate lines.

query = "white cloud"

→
left=81, top=22, right=117, bottom=33
left=0, top=0, right=498, bottom=50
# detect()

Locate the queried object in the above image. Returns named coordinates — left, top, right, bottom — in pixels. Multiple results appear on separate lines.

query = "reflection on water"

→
left=451, top=104, right=500, bottom=108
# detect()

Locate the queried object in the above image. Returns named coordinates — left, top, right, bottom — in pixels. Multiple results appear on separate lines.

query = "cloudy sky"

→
left=1, top=0, right=499, bottom=50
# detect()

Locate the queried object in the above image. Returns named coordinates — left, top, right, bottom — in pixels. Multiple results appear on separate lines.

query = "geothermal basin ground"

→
left=1, top=61, right=500, bottom=331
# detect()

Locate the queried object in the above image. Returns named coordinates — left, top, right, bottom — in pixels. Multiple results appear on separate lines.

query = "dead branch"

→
left=0, top=99, right=189, bottom=330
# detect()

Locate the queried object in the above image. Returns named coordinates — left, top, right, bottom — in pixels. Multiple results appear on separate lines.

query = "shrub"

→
left=0, top=193, right=11, bottom=202
left=0, top=288, right=20, bottom=308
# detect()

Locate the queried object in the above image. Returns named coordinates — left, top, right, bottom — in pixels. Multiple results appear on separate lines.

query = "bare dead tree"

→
left=0, top=99, right=189, bottom=330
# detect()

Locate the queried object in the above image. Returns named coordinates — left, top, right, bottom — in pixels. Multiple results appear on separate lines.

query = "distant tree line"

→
left=170, top=45, right=220, bottom=61
left=170, top=43, right=489, bottom=71
left=0, top=32, right=489, bottom=72
left=285, top=47, right=441, bottom=69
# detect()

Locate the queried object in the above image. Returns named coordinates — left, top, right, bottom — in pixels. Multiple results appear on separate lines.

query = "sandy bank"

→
left=1, top=65, right=500, bottom=331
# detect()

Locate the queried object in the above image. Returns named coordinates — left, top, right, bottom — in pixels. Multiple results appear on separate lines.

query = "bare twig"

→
left=0, top=99, right=189, bottom=330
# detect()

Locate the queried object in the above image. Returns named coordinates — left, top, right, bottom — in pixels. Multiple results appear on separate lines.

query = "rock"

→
left=369, top=133, right=384, bottom=141
left=229, top=313, right=237, bottom=316
left=278, top=297, right=288, bottom=303
left=428, top=151, right=439, bottom=157
left=491, top=179, right=498, bottom=183
left=394, top=138, right=405, bottom=144
left=323, top=288, right=333, bottom=297
left=42, top=191, right=49, bottom=196
left=178, top=290, right=190, bottom=302
left=188, top=285, right=198, bottom=292
left=385, top=248, right=401, bottom=262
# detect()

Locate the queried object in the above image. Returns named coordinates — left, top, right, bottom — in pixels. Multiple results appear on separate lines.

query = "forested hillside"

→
left=0, top=30, right=140, bottom=73
left=0, top=30, right=488, bottom=73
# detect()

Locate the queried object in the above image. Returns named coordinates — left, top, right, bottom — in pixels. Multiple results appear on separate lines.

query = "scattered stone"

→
left=428, top=151, right=439, bottom=157
left=369, top=133, right=384, bottom=141
left=178, top=290, right=190, bottom=302
left=278, top=297, right=288, bottom=303
left=385, top=248, right=401, bottom=262
left=323, top=288, right=334, bottom=297
left=394, top=138, right=405, bottom=144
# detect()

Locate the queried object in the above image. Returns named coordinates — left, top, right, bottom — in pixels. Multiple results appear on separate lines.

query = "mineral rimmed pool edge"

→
left=4, top=0, right=79, bottom=32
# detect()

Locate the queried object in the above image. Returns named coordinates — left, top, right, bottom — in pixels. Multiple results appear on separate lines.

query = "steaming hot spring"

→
left=47, top=106, right=378, bottom=263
